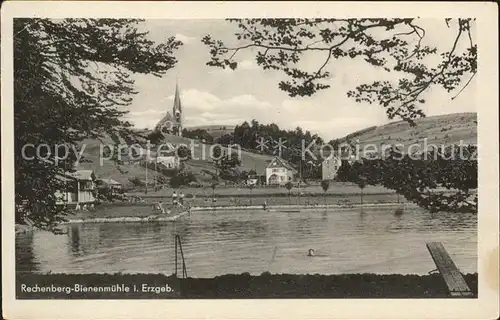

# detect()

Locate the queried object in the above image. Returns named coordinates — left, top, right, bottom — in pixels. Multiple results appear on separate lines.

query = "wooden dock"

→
left=426, top=242, right=473, bottom=297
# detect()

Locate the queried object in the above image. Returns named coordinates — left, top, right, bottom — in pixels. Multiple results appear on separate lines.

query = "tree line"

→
left=334, top=145, right=477, bottom=213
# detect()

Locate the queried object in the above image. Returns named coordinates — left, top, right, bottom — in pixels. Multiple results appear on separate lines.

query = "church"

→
left=155, top=82, right=183, bottom=136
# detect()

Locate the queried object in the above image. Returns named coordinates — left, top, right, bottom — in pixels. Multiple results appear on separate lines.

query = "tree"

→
left=358, top=178, right=367, bottom=205
left=217, top=151, right=242, bottom=181
left=343, top=146, right=477, bottom=213
left=211, top=145, right=223, bottom=176
left=349, top=161, right=368, bottom=205
left=176, top=144, right=192, bottom=161
left=220, top=152, right=242, bottom=171
left=169, top=171, right=196, bottom=188
left=15, top=18, right=182, bottom=231
left=248, top=184, right=255, bottom=206
left=285, top=182, right=293, bottom=205
left=203, top=18, right=476, bottom=124
left=146, top=131, right=164, bottom=145
left=321, top=180, right=330, bottom=208
left=182, top=128, right=214, bottom=143
left=335, top=160, right=353, bottom=182
left=210, top=180, right=218, bottom=210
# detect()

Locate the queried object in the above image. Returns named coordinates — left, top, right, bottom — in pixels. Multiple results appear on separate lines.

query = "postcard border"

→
left=2, top=1, right=498, bottom=319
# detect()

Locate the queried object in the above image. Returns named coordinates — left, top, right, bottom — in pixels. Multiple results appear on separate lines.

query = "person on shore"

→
left=172, top=191, right=178, bottom=207
left=179, top=192, right=185, bottom=205
left=263, top=200, right=267, bottom=211
left=307, top=249, right=315, bottom=257
left=157, top=201, right=166, bottom=214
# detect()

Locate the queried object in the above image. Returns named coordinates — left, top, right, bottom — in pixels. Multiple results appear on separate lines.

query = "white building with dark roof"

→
left=265, top=156, right=297, bottom=185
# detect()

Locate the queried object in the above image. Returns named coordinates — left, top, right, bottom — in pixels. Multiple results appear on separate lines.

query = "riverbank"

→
left=62, top=211, right=189, bottom=224
left=56, top=201, right=408, bottom=223
left=191, top=202, right=409, bottom=212
left=16, top=272, right=478, bottom=299
left=16, top=201, right=405, bottom=229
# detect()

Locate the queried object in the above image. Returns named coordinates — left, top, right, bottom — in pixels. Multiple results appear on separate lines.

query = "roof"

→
left=98, top=178, right=121, bottom=186
left=155, top=112, right=180, bottom=131
left=266, top=156, right=298, bottom=173
left=55, top=173, right=76, bottom=182
left=55, top=169, right=95, bottom=182
left=68, top=170, right=95, bottom=181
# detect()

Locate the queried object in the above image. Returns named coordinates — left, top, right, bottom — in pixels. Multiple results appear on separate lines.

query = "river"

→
left=16, top=205, right=477, bottom=277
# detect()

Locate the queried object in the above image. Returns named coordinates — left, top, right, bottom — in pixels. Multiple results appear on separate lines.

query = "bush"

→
left=169, top=171, right=197, bottom=188
left=146, top=131, right=163, bottom=144
left=129, top=176, right=144, bottom=187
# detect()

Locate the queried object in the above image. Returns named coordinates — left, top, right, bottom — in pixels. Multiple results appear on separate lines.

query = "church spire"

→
left=154, top=80, right=183, bottom=136
left=173, top=80, right=182, bottom=136
left=173, top=81, right=182, bottom=114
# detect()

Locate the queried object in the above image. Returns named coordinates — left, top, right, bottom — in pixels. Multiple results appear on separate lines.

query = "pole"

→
left=145, top=157, right=148, bottom=195
left=154, top=156, right=157, bottom=191
left=297, top=158, right=301, bottom=205
left=174, top=235, right=178, bottom=277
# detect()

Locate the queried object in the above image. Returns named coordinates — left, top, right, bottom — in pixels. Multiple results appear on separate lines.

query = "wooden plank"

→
left=427, top=242, right=472, bottom=295
left=426, top=242, right=473, bottom=297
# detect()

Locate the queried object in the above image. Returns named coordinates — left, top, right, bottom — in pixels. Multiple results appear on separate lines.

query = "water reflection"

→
left=16, top=205, right=478, bottom=277
left=68, top=225, right=80, bottom=256
left=16, top=231, right=38, bottom=272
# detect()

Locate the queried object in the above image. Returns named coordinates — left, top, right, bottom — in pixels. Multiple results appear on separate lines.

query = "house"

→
left=265, top=156, right=297, bottom=185
left=322, top=155, right=342, bottom=180
left=156, top=150, right=180, bottom=169
left=96, top=178, right=122, bottom=194
left=321, top=149, right=357, bottom=180
left=55, top=169, right=96, bottom=209
left=246, top=174, right=258, bottom=186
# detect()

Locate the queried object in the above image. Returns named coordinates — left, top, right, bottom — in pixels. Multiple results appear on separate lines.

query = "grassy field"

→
left=16, top=272, right=478, bottom=299
left=128, top=182, right=395, bottom=197
left=336, top=112, right=477, bottom=151
left=76, top=133, right=275, bottom=187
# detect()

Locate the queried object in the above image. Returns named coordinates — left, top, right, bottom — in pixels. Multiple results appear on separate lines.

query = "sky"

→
left=123, top=19, right=476, bottom=140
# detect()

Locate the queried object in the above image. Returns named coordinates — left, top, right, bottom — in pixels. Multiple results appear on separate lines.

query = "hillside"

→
left=185, top=124, right=236, bottom=139
left=334, top=112, right=477, bottom=153
left=75, top=132, right=275, bottom=187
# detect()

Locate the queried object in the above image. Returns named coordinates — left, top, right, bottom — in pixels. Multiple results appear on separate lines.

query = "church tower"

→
left=155, top=82, right=183, bottom=136
left=172, top=82, right=182, bottom=135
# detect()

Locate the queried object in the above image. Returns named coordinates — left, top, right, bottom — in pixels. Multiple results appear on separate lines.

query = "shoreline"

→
left=15, top=202, right=409, bottom=227
left=61, top=212, right=189, bottom=224
left=190, top=201, right=409, bottom=212
left=16, top=272, right=478, bottom=299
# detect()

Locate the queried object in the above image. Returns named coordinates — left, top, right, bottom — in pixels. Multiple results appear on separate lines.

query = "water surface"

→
left=16, top=206, right=477, bottom=277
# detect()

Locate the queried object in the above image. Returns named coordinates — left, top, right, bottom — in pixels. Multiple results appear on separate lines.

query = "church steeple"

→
left=173, top=81, right=182, bottom=136
left=154, top=80, right=183, bottom=136
left=173, top=81, right=182, bottom=115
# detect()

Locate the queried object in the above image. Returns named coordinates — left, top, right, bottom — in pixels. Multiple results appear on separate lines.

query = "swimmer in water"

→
left=307, top=249, right=315, bottom=257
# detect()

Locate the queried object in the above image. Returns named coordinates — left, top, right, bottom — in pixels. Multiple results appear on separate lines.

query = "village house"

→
left=321, top=155, right=342, bottom=180
left=55, top=169, right=96, bottom=209
left=156, top=148, right=181, bottom=169
left=265, top=156, right=297, bottom=185
left=96, top=178, right=123, bottom=195
left=321, top=149, right=357, bottom=180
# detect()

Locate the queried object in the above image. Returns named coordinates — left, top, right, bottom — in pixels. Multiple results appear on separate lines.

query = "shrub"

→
left=169, top=171, right=197, bottom=188
left=129, top=176, right=144, bottom=187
